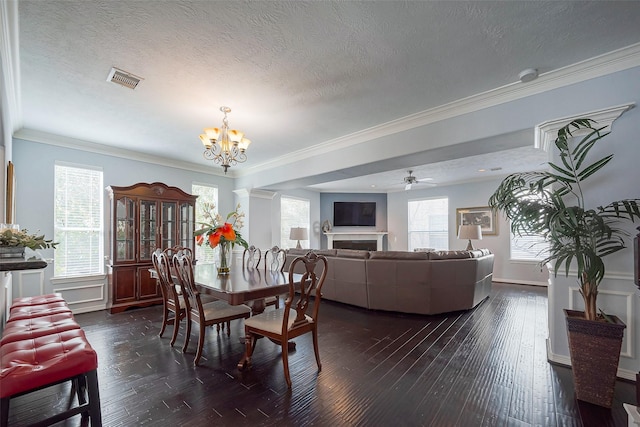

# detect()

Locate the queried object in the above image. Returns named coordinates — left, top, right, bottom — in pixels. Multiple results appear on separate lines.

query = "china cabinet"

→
left=106, top=182, right=196, bottom=313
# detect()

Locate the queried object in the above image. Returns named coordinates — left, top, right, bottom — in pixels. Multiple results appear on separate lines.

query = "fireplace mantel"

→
left=324, top=232, right=388, bottom=251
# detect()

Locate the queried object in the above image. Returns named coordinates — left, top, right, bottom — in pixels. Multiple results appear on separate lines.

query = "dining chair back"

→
left=239, top=251, right=328, bottom=387
left=264, top=246, right=286, bottom=272
left=243, top=245, right=262, bottom=269
left=173, top=251, right=252, bottom=366
left=263, top=246, right=286, bottom=308
left=152, top=247, right=187, bottom=346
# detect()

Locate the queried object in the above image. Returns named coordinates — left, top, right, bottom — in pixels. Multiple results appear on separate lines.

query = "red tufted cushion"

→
left=8, top=302, right=72, bottom=322
left=10, top=293, right=65, bottom=308
left=1, top=313, right=80, bottom=345
left=0, top=328, right=98, bottom=398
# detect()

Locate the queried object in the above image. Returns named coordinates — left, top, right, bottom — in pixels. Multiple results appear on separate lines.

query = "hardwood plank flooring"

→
left=5, top=283, right=635, bottom=426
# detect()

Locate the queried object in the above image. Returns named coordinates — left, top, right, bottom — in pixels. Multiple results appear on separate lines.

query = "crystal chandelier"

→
left=199, top=106, right=252, bottom=174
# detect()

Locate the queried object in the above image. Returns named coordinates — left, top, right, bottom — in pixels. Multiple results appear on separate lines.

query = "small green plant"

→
left=488, top=118, right=640, bottom=321
left=0, top=229, right=58, bottom=250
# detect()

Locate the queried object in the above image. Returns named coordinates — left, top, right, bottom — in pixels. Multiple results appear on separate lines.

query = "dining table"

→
left=193, top=262, right=303, bottom=315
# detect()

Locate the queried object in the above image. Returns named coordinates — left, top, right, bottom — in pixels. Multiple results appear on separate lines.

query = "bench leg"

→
left=86, top=369, right=102, bottom=426
left=1, top=397, right=9, bottom=427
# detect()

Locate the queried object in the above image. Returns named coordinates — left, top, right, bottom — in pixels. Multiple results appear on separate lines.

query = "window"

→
left=511, top=231, right=549, bottom=261
left=408, top=198, right=448, bottom=251
left=54, top=163, right=104, bottom=277
left=509, top=194, right=550, bottom=261
left=281, top=196, right=310, bottom=249
left=192, top=183, right=218, bottom=264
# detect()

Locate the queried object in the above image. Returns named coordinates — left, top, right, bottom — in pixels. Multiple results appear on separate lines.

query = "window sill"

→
left=509, top=259, right=545, bottom=265
left=51, top=273, right=107, bottom=284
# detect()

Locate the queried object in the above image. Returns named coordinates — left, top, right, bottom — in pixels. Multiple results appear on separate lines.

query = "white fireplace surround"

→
left=324, top=232, right=388, bottom=251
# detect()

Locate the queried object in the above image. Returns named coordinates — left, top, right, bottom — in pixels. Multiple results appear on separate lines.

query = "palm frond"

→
left=488, top=118, right=638, bottom=320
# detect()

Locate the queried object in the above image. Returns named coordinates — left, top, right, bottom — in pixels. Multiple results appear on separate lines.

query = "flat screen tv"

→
left=333, top=202, right=376, bottom=226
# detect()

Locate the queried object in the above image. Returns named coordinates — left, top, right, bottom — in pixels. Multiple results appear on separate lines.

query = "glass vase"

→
left=216, top=240, right=233, bottom=274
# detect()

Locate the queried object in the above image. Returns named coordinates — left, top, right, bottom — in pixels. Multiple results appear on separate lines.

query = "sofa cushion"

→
left=335, top=249, right=370, bottom=259
left=368, top=251, right=429, bottom=260
left=286, top=248, right=337, bottom=258
left=313, top=249, right=338, bottom=257
left=469, top=249, right=492, bottom=258
left=428, top=250, right=473, bottom=260
left=287, top=248, right=310, bottom=256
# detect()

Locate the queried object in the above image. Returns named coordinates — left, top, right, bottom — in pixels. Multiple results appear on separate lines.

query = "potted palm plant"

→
left=488, top=118, right=640, bottom=408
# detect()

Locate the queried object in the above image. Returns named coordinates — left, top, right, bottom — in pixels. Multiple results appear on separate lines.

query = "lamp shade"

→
left=289, top=227, right=309, bottom=240
left=458, top=225, right=482, bottom=240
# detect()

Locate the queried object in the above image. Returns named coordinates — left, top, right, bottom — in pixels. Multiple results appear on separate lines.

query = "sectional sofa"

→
left=284, top=248, right=494, bottom=315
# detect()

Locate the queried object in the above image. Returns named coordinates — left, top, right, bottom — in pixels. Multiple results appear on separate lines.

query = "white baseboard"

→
left=493, top=277, right=548, bottom=287
left=71, top=303, right=107, bottom=315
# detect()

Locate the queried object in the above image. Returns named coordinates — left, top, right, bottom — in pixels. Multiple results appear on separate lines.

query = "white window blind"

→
left=509, top=193, right=550, bottom=261
left=192, top=183, right=218, bottom=264
left=54, top=164, right=104, bottom=277
left=511, top=232, right=549, bottom=261
left=281, top=196, right=310, bottom=249
left=408, top=198, right=449, bottom=251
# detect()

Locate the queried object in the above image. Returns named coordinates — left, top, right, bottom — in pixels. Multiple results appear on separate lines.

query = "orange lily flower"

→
left=196, top=234, right=204, bottom=245
left=219, top=223, right=236, bottom=241
left=208, top=232, right=221, bottom=248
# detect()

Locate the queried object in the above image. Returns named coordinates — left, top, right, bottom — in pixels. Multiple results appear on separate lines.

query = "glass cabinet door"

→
left=115, top=196, right=135, bottom=262
left=179, top=202, right=195, bottom=249
left=139, top=200, right=157, bottom=260
left=161, top=201, right=177, bottom=250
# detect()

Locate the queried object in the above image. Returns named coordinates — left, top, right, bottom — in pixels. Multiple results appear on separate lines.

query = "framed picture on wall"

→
left=456, top=206, right=498, bottom=236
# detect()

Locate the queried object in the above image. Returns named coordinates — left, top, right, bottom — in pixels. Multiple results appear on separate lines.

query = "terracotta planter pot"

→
left=564, top=309, right=626, bottom=408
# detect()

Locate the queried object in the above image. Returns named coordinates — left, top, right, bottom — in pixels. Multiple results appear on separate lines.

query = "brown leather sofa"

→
left=284, top=248, right=494, bottom=315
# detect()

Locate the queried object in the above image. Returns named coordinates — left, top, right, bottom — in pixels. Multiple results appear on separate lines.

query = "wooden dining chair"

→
left=243, top=245, right=262, bottom=269
left=239, top=251, right=328, bottom=388
left=263, top=246, right=286, bottom=308
left=152, top=248, right=187, bottom=347
left=173, top=251, right=252, bottom=366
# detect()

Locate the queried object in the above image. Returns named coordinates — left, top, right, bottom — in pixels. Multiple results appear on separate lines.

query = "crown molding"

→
left=13, top=128, right=225, bottom=176
left=238, top=42, right=640, bottom=177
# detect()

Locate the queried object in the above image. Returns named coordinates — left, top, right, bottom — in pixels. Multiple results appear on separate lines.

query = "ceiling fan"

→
left=403, top=170, right=435, bottom=190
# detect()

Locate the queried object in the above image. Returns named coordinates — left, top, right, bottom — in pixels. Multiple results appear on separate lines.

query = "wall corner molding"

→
left=535, top=103, right=635, bottom=152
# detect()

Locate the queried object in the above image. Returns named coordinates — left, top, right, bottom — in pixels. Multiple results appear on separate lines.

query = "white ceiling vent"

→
left=107, top=67, right=143, bottom=90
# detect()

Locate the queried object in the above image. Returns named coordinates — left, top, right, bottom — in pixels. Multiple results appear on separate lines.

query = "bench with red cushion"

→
left=0, top=295, right=102, bottom=427
left=7, top=301, right=73, bottom=321
left=9, top=293, right=66, bottom=308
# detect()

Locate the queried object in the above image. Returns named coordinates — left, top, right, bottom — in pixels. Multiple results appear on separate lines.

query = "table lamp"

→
left=458, top=224, right=482, bottom=250
left=289, top=227, right=309, bottom=249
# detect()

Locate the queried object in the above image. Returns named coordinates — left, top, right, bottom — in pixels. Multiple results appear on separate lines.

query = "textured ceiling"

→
left=13, top=1, right=640, bottom=191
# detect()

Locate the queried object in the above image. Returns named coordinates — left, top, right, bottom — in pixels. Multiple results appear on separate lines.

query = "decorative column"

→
left=233, top=188, right=277, bottom=250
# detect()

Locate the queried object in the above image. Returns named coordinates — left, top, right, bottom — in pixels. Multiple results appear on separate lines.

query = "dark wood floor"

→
left=6, top=283, right=636, bottom=426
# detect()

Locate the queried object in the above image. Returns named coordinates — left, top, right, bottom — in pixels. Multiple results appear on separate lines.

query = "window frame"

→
left=280, top=196, right=310, bottom=249
left=407, top=197, right=449, bottom=251
left=53, top=162, right=104, bottom=278
left=192, top=182, right=219, bottom=264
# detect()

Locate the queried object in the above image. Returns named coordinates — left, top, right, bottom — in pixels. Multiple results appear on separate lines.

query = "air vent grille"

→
left=107, top=67, right=142, bottom=90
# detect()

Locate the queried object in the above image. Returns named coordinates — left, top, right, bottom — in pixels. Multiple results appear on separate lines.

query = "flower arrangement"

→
left=0, top=229, right=58, bottom=250
left=194, top=203, right=248, bottom=250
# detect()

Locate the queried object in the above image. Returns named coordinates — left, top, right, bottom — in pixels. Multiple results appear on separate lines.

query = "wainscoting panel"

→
left=12, top=269, right=45, bottom=298
left=51, top=275, right=108, bottom=314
